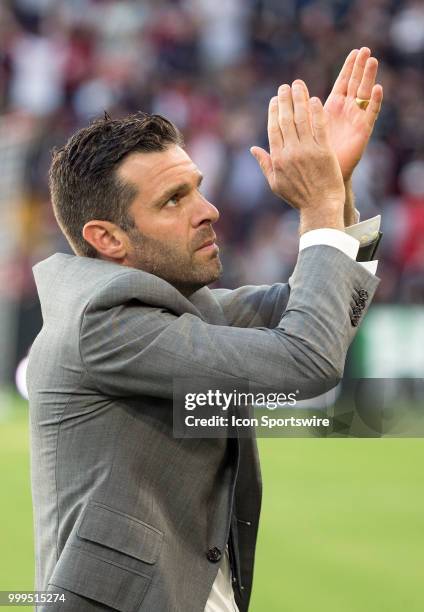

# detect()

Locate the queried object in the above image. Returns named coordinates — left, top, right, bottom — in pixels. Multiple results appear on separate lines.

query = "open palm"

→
left=324, top=48, right=383, bottom=181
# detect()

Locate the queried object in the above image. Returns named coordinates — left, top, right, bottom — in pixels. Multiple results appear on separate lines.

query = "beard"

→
left=127, top=227, right=223, bottom=297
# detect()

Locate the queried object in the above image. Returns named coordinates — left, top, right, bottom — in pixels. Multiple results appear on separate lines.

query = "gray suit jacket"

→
left=27, top=245, right=379, bottom=612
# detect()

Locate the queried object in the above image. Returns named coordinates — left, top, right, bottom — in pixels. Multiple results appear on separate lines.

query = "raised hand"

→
left=250, top=82, right=345, bottom=234
left=324, top=47, right=383, bottom=181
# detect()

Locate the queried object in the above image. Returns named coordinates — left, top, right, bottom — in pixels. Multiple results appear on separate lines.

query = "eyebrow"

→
left=152, top=173, right=204, bottom=207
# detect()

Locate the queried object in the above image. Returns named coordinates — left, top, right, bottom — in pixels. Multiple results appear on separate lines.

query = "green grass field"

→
left=1, top=394, right=423, bottom=611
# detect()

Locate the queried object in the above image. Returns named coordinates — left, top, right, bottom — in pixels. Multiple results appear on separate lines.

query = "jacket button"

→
left=353, top=296, right=366, bottom=309
left=206, top=547, right=222, bottom=563
left=352, top=306, right=362, bottom=316
left=358, top=289, right=368, bottom=300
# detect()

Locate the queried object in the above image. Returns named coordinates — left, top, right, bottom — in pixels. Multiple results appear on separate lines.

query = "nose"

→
left=191, top=193, right=220, bottom=228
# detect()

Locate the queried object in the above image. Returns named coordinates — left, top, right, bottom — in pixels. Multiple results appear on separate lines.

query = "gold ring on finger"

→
left=355, top=97, right=370, bottom=110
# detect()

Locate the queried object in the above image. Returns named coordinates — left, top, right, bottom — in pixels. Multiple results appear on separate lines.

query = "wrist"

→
left=343, top=179, right=356, bottom=227
left=300, top=204, right=344, bottom=235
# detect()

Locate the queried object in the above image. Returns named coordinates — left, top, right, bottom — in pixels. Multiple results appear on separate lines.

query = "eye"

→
left=164, top=195, right=180, bottom=207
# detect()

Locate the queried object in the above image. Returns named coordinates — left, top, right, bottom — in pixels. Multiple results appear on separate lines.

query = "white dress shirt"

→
left=204, top=217, right=380, bottom=612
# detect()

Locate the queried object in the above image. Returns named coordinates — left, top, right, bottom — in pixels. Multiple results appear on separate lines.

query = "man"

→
left=28, top=48, right=382, bottom=611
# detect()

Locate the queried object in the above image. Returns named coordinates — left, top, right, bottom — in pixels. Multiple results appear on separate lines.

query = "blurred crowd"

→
left=0, top=0, right=423, bottom=379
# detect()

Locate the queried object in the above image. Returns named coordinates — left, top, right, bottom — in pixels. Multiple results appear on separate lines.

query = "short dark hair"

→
left=49, top=112, right=184, bottom=257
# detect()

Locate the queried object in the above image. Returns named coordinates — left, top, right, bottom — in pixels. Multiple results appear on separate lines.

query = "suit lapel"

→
left=188, top=287, right=229, bottom=325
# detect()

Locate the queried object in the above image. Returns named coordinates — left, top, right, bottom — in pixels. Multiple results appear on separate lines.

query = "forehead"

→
left=117, top=145, right=199, bottom=203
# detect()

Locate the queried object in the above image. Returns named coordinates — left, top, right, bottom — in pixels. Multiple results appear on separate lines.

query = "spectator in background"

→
left=397, top=160, right=424, bottom=302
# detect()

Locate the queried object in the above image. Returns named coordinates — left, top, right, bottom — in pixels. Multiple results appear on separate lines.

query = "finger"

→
left=277, top=84, right=298, bottom=145
left=347, top=47, right=371, bottom=98
left=365, top=84, right=383, bottom=128
left=310, top=97, right=329, bottom=147
left=250, top=146, right=273, bottom=182
left=267, top=96, right=283, bottom=156
left=357, top=57, right=378, bottom=100
left=292, top=80, right=313, bottom=142
left=292, top=78, right=311, bottom=101
left=293, top=78, right=312, bottom=126
left=330, top=49, right=359, bottom=96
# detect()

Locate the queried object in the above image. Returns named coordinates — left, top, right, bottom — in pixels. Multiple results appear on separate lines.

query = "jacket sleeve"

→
left=210, top=283, right=291, bottom=329
left=79, top=245, right=379, bottom=399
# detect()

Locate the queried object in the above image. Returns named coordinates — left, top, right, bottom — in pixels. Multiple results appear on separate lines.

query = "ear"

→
left=82, top=220, right=128, bottom=261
